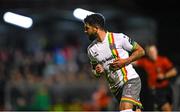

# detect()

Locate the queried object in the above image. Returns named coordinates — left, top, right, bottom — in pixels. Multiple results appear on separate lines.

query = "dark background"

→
left=0, top=0, right=179, bottom=111
left=0, top=0, right=179, bottom=64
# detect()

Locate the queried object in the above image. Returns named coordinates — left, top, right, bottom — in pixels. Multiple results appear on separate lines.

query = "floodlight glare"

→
left=73, top=8, right=94, bottom=20
left=3, top=12, right=33, bottom=29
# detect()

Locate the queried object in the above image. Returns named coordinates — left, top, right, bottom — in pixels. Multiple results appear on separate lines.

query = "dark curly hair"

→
left=84, top=13, right=105, bottom=30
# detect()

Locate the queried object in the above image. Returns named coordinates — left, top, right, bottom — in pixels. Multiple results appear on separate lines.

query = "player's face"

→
left=147, top=45, right=158, bottom=61
left=84, top=23, right=97, bottom=40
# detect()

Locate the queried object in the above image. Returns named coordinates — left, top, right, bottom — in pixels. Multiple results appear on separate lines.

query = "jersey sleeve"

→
left=87, top=49, right=98, bottom=65
left=121, top=33, right=137, bottom=52
left=87, top=49, right=101, bottom=77
left=162, top=57, right=173, bottom=70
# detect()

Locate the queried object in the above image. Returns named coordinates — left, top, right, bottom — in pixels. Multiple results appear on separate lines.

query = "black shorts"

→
left=152, top=85, right=173, bottom=108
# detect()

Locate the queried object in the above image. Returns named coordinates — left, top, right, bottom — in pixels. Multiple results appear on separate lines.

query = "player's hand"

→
left=109, top=58, right=127, bottom=70
left=95, top=64, right=104, bottom=74
left=157, top=73, right=165, bottom=82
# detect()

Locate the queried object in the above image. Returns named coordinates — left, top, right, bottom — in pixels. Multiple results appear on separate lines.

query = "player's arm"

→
left=110, top=34, right=145, bottom=69
left=121, top=34, right=145, bottom=66
left=157, top=68, right=177, bottom=82
left=161, top=67, right=177, bottom=79
left=91, top=62, right=105, bottom=78
left=126, top=43, right=145, bottom=65
left=157, top=58, right=177, bottom=81
left=88, top=50, right=105, bottom=78
left=164, top=67, right=177, bottom=79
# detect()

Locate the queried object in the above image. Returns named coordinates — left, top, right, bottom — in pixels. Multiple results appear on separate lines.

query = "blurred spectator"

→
left=0, top=62, right=6, bottom=110
left=43, top=52, right=58, bottom=78
left=134, top=44, right=177, bottom=111
left=30, top=82, right=51, bottom=111
left=7, top=68, right=29, bottom=110
left=92, top=80, right=112, bottom=111
left=0, top=40, right=110, bottom=111
left=173, top=75, right=180, bottom=110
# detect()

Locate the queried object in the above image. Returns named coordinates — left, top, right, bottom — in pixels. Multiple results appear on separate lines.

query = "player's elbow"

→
left=136, top=44, right=145, bottom=58
left=172, top=68, right=178, bottom=77
left=138, top=46, right=145, bottom=58
left=141, top=48, right=145, bottom=57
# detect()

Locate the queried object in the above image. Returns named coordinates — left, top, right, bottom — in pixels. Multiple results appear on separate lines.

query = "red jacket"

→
left=137, top=56, right=173, bottom=89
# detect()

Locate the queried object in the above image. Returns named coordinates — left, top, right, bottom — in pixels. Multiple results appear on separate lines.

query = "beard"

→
left=88, top=36, right=96, bottom=41
left=87, top=33, right=96, bottom=41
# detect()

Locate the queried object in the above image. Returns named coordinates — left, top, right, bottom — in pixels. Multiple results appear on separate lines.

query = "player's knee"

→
left=120, top=102, right=133, bottom=110
left=120, top=109, right=134, bottom=112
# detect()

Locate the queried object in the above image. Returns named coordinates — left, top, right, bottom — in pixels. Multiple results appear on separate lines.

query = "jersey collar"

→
left=102, top=31, right=109, bottom=43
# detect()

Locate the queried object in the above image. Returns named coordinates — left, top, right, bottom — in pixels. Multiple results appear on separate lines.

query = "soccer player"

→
left=135, top=44, right=177, bottom=111
left=84, top=13, right=145, bottom=111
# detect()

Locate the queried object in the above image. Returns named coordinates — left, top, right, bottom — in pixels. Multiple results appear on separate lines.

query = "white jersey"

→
left=87, top=32, right=139, bottom=93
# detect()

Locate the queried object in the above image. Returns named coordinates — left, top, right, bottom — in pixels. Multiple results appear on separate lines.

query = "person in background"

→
left=134, top=44, right=177, bottom=111
left=84, top=13, right=145, bottom=111
left=92, top=81, right=112, bottom=111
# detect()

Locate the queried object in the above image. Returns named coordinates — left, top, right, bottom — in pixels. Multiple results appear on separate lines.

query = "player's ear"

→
left=93, top=25, right=99, bottom=32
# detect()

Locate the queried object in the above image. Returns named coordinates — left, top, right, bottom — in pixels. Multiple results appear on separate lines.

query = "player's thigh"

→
left=121, top=77, right=142, bottom=108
